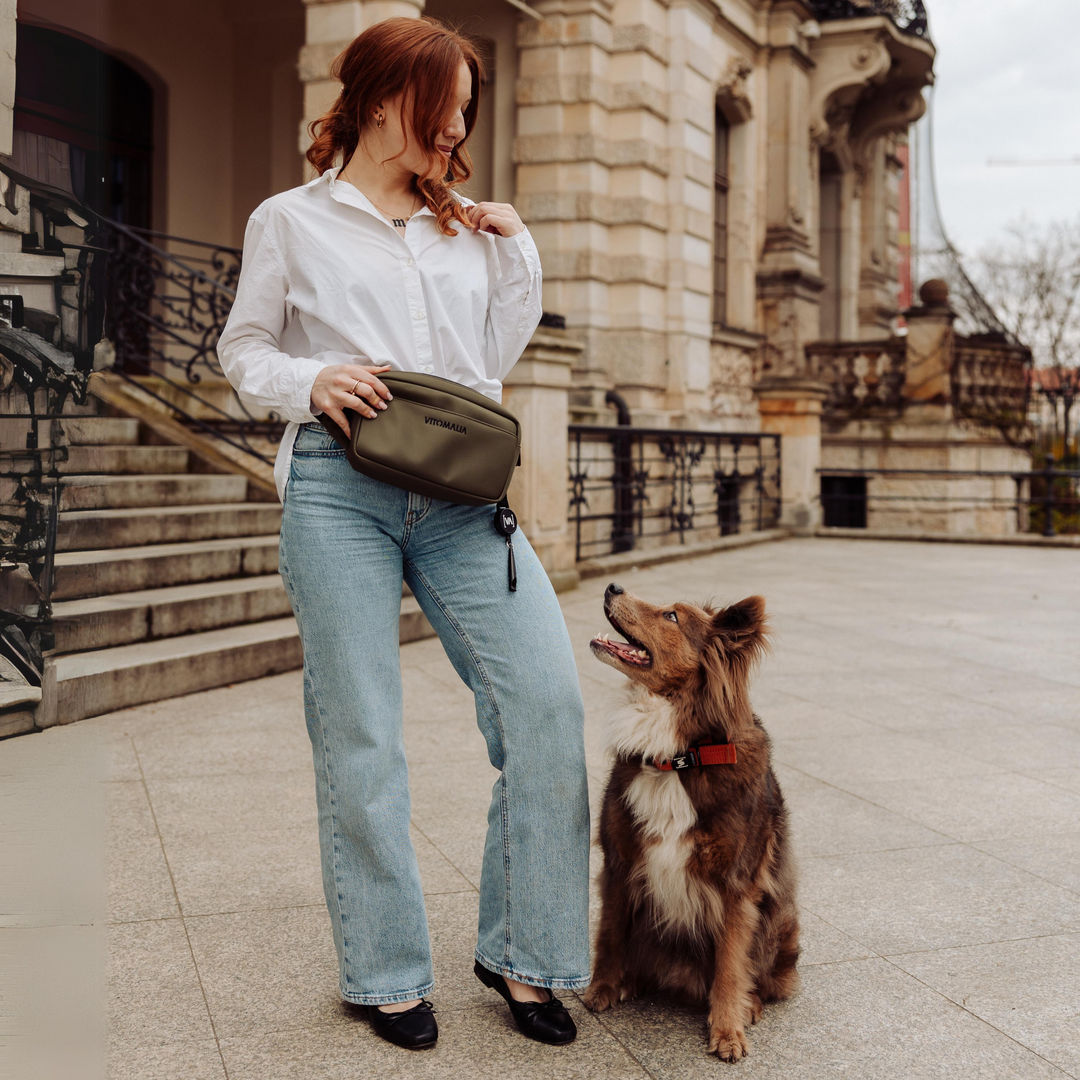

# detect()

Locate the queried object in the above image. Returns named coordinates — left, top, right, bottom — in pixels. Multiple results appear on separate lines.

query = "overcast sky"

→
left=924, top=0, right=1080, bottom=256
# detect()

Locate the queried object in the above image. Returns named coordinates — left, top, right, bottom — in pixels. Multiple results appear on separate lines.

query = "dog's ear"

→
left=711, top=595, right=768, bottom=658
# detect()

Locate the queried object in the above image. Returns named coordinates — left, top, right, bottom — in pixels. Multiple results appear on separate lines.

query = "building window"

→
left=713, top=111, right=730, bottom=328
left=821, top=476, right=867, bottom=528
left=819, top=151, right=843, bottom=340
left=13, top=24, right=154, bottom=229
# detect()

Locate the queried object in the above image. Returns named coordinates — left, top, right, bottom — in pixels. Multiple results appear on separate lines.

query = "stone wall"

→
left=819, top=285, right=1034, bottom=535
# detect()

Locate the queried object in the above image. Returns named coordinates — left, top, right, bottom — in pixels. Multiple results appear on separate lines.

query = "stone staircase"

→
left=39, top=411, right=434, bottom=725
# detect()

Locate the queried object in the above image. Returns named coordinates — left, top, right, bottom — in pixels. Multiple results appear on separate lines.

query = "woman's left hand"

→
left=466, top=202, right=525, bottom=238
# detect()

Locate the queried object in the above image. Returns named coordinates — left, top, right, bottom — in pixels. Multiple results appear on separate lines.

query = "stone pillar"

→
left=515, top=0, right=615, bottom=421
left=903, top=278, right=955, bottom=403
left=298, top=0, right=423, bottom=168
left=501, top=329, right=583, bottom=592
left=755, top=376, right=829, bottom=532
left=0, top=0, right=14, bottom=158
left=757, top=2, right=822, bottom=379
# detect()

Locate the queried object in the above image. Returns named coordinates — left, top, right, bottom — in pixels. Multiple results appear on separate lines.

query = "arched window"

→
left=11, top=25, right=154, bottom=227
left=713, top=110, right=730, bottom=328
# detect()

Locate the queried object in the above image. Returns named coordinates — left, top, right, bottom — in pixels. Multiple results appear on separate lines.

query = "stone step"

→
left=52, top=535, right=279, bottom=600
left=50, top=575, right=293, bottom=652
left=0, top=655, right=42, bottom=738
left=57, top=503, right=283, bottom=552
left=50, top=581, right=436, bottom=654
left=59, top=473, right=249, bottom=510
left=48, top=616, right=304, bottom=723
left=60, top=444, right=190, bottom=475
left=59, top=417, right=141, bottom=446
left=45, top=600, right=438, bottom=724
left=399, top=595, right=433, bottom=644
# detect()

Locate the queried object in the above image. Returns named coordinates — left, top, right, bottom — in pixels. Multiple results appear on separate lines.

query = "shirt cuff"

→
left=493, top=228, right=539, bottom=284
left=288, top=358, right=328, bottom=423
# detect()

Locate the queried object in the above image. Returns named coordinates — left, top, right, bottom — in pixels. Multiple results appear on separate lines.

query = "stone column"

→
left=0, top=0, right=14, bottom=158
left=298, top=0, right=423, bottom=168
left=757, top=2, right=821, bottom=378
left=755, top=376, right=829, bottom=532
left=501, top=329, right=583, bottom=592
left=903, top=278, right=955, bottom=403
left=515, top=0, right=615, bottom=421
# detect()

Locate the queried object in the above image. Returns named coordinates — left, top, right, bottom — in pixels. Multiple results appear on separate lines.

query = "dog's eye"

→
left=664, top=611, right=678, bottom=623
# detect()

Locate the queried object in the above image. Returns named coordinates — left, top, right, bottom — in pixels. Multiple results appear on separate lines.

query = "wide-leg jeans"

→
left=278, top=423, right=591, bottom=1005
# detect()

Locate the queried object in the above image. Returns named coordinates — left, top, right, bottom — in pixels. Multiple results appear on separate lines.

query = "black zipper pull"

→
left=506, top=537, right=517, bottom=592
left=493, top=498, right=518, bottom=592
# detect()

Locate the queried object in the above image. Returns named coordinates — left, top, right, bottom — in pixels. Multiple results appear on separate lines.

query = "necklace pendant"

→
left=392, top=217, right=406, bottom=228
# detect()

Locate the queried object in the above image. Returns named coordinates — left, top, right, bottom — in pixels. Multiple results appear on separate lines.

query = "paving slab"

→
left=6, top=536, right=1080, bottom=1079
left=889, top=933, right=1080, bottom=1076
left=799, top=843, right=1080, bottom=954
left=107, top=917, right=214, bottom=1050
left=594, top=957, right=1069, bottom=1080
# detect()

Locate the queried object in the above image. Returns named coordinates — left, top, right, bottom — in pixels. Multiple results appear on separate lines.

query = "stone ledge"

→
left=514, top=133, right=669, bottom=174
left=516, top=192, right=668, bottom=230
left=577, top=528, right=790, bottom=578
left=0, top=251, right=65, bottom=276
left=816, top=527, right=1080, bottom=549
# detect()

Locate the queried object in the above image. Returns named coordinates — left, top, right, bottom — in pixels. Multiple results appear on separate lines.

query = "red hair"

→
left=306, top=17, right=483, bottom=237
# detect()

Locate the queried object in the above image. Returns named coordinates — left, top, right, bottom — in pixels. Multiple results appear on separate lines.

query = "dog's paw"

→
left=746, top=993, right=763, bottom=1026
left=708, top=1026, right=749, bottom=1063
left=583, top=981, right=621, bottom=1013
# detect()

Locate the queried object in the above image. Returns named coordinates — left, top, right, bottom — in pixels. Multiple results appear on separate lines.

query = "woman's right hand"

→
left=310, top=363, right=393, bottom=438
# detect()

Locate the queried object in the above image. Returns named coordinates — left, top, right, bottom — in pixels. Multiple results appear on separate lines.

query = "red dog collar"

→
left=649, top=743, right=737, bottom=771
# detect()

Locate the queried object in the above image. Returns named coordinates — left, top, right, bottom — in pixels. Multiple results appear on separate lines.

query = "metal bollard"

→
left=1041, top=454, right=1057, bottom=538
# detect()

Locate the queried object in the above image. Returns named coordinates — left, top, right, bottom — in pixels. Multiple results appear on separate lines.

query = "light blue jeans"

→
left=278, top=423, right=591, bottom=1005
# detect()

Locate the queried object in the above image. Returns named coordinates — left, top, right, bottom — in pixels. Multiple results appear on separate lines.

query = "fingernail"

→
left=387, top=394, right=393, bottom=400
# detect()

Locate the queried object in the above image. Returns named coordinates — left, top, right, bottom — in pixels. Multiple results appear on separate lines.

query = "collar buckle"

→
left=670, top=749, right=699, bottom=771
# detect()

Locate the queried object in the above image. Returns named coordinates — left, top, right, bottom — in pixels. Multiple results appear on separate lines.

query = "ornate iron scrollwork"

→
left=809, top=0, right=930, bottom=40
left=567, top=425, right=782, bottom=560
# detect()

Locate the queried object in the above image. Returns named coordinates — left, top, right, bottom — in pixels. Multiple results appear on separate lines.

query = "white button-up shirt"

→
left=217, top=168, right=543, bottom=500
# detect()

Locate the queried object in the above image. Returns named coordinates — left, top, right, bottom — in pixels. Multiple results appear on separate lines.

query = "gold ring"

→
left=352, top=379, right=362, bottom=396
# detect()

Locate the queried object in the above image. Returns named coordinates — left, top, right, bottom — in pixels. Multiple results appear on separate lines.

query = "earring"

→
left=376, top=114, right=384, bottom=129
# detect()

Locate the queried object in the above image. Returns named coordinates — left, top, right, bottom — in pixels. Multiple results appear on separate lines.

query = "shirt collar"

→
left=323, top=166, right=435, bottom=220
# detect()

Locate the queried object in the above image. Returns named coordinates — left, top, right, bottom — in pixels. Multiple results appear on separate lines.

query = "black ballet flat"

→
left=367, top=999, right=438, bottom=1050
left=473, top=961, right=577, bottom=1045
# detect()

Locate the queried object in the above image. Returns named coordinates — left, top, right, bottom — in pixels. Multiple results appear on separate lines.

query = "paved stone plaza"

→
left=7, top=537, right=1080, bottom=1079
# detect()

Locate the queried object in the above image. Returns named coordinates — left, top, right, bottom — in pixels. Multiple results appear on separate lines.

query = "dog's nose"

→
left=606, top=583, right=624, bottom=597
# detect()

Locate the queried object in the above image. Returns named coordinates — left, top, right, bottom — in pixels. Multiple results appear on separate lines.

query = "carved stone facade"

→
left=3, top=2, right=933, bottom=445
left=296, top=0, right=935, bottom=437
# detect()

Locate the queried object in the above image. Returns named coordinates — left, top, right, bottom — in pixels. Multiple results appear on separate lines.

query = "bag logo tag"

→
left=424, top=416, right=467, bottom=434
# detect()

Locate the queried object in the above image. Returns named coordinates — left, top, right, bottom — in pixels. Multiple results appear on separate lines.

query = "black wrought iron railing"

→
left=810, top=0, right=930, bottom=39
left=101, top=225, right=242, bottom=381
left=820, top=457, right=1080, bottom=536
left=0, top=332, right=91, bottom=678
left=3, top=162, right=283, bottom=470
left=568, top=426, right=782, bottom=561
left=81, top=216, right=283, bottom=467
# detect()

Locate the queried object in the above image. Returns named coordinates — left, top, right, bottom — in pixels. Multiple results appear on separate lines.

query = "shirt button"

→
left=406, top=257, right=414, bottom=266
left=413, top=310, right=424, bottom=320
left=422, top=365, right=434, bottom=374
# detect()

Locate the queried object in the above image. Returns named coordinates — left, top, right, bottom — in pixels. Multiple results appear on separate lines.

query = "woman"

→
left=217, top=17, right=590, bottom=1053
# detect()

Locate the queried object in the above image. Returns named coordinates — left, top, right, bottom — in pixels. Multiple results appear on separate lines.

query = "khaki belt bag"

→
left=318, top=371, right=521, bottom=506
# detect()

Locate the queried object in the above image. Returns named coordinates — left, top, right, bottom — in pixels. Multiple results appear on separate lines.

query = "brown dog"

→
left=583, top=583, right=799, bottom=1062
